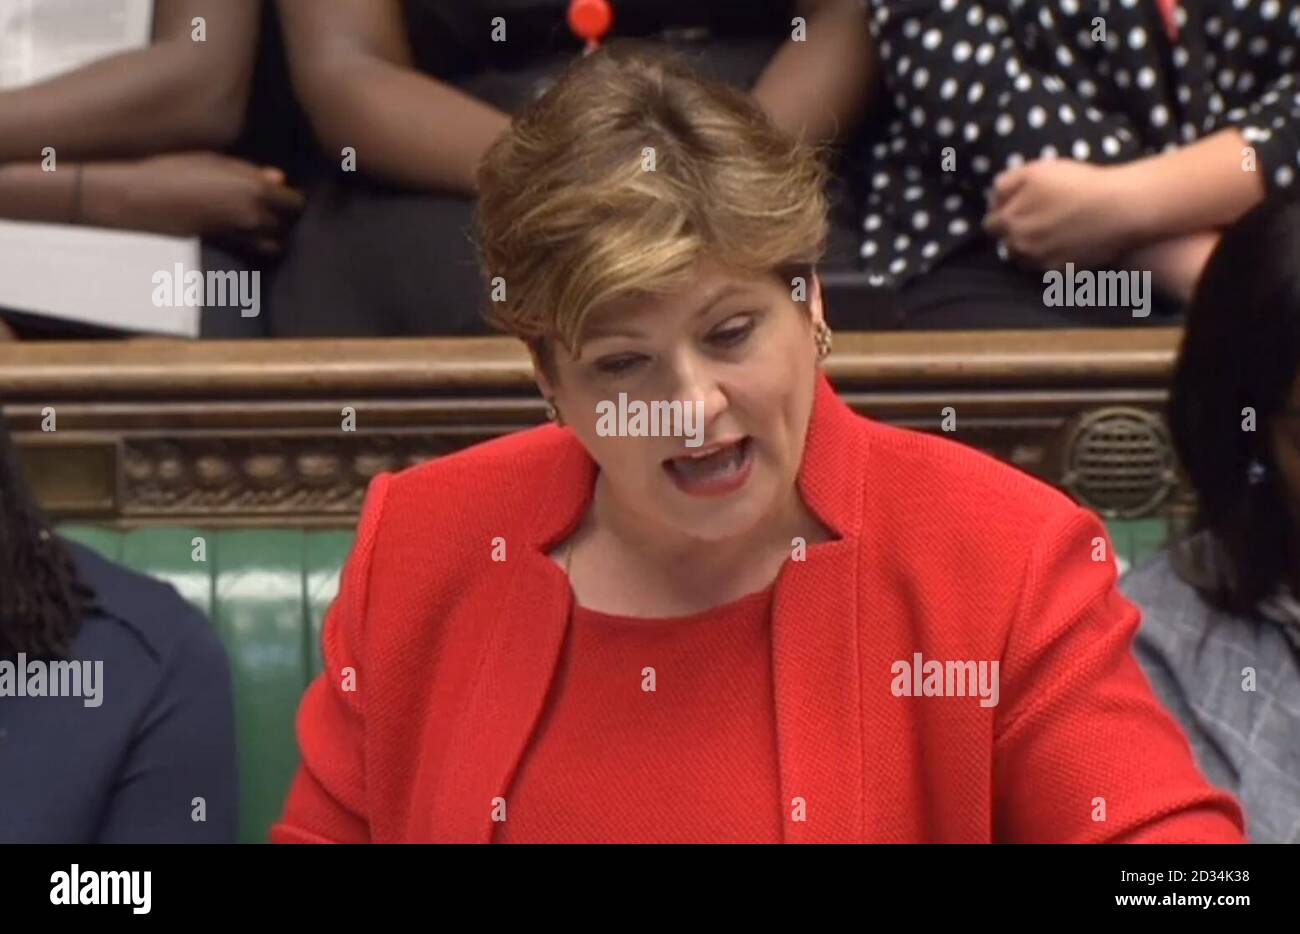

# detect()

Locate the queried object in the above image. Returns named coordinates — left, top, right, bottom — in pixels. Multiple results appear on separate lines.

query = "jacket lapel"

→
left=773, top=373, right=868, bottom=842
left=431, top=435, right=594, bottom=843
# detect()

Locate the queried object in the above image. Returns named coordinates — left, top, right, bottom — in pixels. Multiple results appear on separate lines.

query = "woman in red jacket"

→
left=274, top=44, right=1244, bottom=844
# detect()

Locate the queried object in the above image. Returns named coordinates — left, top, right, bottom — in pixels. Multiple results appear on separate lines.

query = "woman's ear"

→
left=528, top=340, right=556, bottom=400
left=810, top=269, right=826, bottom=326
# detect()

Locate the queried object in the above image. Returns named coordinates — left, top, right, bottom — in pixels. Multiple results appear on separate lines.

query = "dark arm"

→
left=753, top=0, right=878, bottom=146
left=0, top=163, right=80, bottom=223
left=0, top=155, right=304, bottom=257
left=0, top=0, right=261, bottom=162
left=276, top=0, right=510, bottom=196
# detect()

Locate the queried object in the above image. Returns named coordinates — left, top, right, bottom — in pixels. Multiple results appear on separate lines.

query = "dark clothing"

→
left=405, top=0, right=796, bottom=77
left=267, top=181, right=492, bottom=336
left=859, top=0, right=1300, bottom=290
left=0, top=309, right=130, bottom=339
left=834, top=240, right=1184, bottom=330
left=0, top=540, right=238, bottom=843
left=263, top=1, right=871, bottom=337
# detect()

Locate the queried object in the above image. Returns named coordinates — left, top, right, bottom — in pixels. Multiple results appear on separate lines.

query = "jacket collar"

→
left=431, top=371, right=870, bottom=842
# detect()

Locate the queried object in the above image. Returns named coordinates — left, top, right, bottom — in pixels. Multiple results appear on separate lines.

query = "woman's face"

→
left=536, top=259, right=824, bottom=543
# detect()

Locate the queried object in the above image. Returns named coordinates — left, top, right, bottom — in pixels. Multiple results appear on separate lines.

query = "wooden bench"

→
left=0, top=329, right=1188, bottom=526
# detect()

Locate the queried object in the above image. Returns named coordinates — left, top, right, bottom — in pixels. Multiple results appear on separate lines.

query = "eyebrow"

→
left=581, top=284, right=752, bottom=342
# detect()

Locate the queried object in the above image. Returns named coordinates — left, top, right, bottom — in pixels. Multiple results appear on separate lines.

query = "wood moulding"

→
left=0, top=329, right=1189, bottom=526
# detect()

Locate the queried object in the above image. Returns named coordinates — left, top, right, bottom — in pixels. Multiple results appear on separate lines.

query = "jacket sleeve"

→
left=271, top=473, right=392, bottom=844
left=867, top=0, right=1145, bottom=193
left=95, top=601, right=239, bottom=843
left=1130, top=622, right=1242, bottom=798
left=991, top=505, right=1246, bottom=843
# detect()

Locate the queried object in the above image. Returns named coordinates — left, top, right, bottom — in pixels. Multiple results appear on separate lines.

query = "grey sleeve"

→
left=1131, top=620, right=1241, bottom=801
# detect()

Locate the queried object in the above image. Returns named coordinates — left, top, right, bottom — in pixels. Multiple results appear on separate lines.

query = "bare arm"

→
left=0, top=163, right=80, bottom=223
left=752, top=0, right=877, bottom=146
left=0, top=0, right=261, bottom=162
left=0, top=154, right=303, bottom=255
left=277, top=0, right=510, bottom=196
left=1116, top=129, right=1266, bottom=242
left=983, top=130, right=1260, bottom=274
left=1113, top=131, right=1259, bottom=300
left=1121, top=231, right=1221, bottom=304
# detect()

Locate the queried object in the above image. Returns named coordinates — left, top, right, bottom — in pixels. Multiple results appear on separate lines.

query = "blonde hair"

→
left=474, top=41, right=831, bottom=357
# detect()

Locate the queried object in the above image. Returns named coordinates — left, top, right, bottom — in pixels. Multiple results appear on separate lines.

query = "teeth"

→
left=672, top=440, right=745, bottom=480
left=686, top=440, right=739, bottom=460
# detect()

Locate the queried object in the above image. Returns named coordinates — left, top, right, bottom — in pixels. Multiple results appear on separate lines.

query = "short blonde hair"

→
left=474, top=41, right=831, bottom=356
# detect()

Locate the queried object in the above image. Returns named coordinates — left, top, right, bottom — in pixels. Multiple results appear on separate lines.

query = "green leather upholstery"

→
left=57, top=516, right=1178, bottom=843
left=1108, top=516, right=1188, bottom=577
left=58, top=525, right=354, bottom=845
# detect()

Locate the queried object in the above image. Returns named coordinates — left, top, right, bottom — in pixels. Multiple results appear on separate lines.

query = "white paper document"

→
left=0, top=221, right=200, bottom=336
left=0, top=0, right=153, bottom=89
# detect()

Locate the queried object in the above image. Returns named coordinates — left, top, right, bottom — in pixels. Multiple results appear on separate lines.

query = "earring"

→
left=814, top=320, right=833, bottom=361
left=1247, top=458, right=1267, bottom=485
left=545, top=398, right=564, bottom=426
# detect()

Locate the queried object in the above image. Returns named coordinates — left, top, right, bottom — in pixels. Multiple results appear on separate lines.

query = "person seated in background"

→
left=0, top=0, right=302, bottom=339
left=265, top=0, right=874, bottom=337
left=858, top=0, right=1296, bottom=329
left=274, top=47, right=1243, bottom=843
left=0, top=417, right=237, bottom=842
left=1120, top=196, right=1300, bottom=844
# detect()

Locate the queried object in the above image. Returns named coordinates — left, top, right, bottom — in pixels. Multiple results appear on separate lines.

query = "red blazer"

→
left=273, top=373, right=1245, bottom=843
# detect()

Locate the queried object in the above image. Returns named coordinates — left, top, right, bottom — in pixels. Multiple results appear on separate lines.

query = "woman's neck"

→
left=587, top=471, right=829, bottom=590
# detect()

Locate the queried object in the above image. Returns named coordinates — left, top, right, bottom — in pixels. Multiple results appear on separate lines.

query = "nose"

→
left=666, top=351, right=729, bottom=433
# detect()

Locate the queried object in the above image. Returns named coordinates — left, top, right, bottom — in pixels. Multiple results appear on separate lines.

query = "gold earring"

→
left=545, top=398, right=564, bottom=426
left=814, top=320, right=833, bottom=360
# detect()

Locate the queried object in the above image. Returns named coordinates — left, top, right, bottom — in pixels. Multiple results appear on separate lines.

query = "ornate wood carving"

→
left=0, top=330, right=1187, bottom=525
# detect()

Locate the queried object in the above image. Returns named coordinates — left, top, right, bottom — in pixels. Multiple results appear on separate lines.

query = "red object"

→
left=1154, top=0, right=1180, bottom=42
left=568, top=0, right=613, bottom=51
left=498, top=589, right=781, bottom=843
left=273, top=372, right=1245, bottom=843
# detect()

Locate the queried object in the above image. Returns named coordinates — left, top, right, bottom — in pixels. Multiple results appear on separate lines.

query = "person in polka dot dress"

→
left=859, top=0, right=1298, bottom=328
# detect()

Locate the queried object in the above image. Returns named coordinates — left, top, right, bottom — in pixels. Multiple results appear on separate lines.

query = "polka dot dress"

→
left=859, top=0, right=1300, bottom=288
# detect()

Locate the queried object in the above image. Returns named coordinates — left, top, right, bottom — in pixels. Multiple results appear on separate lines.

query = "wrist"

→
left=1108, top=161, right=1158, bottom=248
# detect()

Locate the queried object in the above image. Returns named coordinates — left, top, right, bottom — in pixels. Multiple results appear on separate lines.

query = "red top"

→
left=272, top=372, right=1244, bottom=843
left=496, top=586, right=781, bottom=843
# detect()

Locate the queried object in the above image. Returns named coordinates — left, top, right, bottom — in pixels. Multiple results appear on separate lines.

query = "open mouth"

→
left=662, top=436, right=754, bottom=497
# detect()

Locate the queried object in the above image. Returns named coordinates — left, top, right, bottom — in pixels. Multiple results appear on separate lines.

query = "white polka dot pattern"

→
left=861, top=0, right=1300, bottom=287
